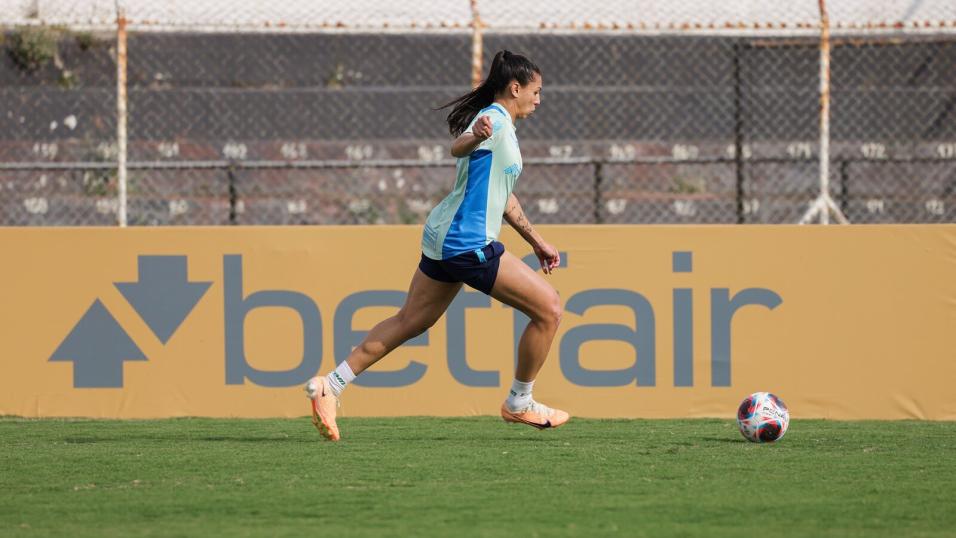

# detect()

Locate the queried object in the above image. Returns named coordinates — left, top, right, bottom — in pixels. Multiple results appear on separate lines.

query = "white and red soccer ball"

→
left=737, top=392, right=789, bottom=443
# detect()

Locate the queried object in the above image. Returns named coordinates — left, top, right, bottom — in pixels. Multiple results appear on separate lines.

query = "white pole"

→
left=116, top=4, right=128, bottom=227
left=818, top=0, right=831, bottom=225
left=799, top=0, right=849, bottom=225
left=470, top=0, right=483, bottom=88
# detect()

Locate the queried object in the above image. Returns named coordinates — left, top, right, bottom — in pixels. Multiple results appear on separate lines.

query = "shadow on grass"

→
left=700, top=436, right=748, bottom=444
left=62, top=435, right=317, bottom=444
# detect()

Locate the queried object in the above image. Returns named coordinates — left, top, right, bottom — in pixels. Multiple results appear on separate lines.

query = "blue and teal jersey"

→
left=422, top=103, right=523, bottom=260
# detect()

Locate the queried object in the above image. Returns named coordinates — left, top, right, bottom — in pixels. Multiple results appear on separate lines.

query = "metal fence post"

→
left=228, top=164, right=238, bottom=225
left=839, top=159, right=849, bottom=216
left=593, top=160, right=604, bottom=224
left=115, top=3, right=129, bottom=227
left=733, top=42, right=746, bottom=224
left=470, top=0, right=483, bottom=88
left=799, top=0, right=849, bottom=225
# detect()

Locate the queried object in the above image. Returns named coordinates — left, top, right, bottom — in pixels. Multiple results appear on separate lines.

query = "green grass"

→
left=2, top=417, right=955, bottom=537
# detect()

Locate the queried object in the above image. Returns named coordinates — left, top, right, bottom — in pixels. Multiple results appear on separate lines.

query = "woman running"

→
left=306, top=50, right=568, bottom=440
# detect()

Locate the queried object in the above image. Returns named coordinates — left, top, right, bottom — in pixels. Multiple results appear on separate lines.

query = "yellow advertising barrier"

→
left=1, top=225, right=954, bottom=420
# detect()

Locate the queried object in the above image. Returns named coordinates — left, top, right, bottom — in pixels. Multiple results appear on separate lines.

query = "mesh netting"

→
left=2, top=0, right=954, bottom=225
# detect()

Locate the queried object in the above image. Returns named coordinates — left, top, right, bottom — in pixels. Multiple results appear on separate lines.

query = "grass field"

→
left=2, top=417, right=955, bottom=537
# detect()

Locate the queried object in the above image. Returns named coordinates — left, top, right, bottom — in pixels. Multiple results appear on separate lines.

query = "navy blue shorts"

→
left=418, top=241, right=506, bottom=295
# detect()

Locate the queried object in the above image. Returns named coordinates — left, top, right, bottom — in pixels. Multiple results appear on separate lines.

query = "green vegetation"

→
left=6, top=26, right=59, bottom=72
left=2, top=417, right=954, bottom=537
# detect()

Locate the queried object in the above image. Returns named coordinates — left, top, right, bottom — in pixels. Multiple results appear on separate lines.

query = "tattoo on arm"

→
left=515, top=212, right=533, bottom=236
left=509, top=204, right=534, bottom=238
left=506, top=195, right=537, bottom=242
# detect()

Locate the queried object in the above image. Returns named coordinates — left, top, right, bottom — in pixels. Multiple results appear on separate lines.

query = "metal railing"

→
left=4, top=153, right=952, bottom=225
left=1, top=0, right=954, bottom=226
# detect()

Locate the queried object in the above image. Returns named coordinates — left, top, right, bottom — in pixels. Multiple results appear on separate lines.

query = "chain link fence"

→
left=1, top=0, right=954, bottom=225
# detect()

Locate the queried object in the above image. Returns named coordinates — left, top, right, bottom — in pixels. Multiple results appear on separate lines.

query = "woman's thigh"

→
left=489, top=251, right=559, bottom=320
left=399, top=268, right=463, bottom=326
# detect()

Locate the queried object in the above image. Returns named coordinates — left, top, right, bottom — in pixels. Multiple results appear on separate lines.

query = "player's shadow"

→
left=198, top=435, right=314, bottom=443
left=63, top=435, right=316, bottom=444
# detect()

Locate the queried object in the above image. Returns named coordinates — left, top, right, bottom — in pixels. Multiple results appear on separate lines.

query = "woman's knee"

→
left=549, top=293, right=564, bottom=327
left=533, top=291, right=563, bottom=329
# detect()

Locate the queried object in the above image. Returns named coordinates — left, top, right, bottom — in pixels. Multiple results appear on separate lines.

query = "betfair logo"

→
left=50, top=251, right=781, bottom=390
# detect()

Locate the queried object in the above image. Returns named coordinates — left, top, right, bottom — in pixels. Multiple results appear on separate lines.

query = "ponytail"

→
left=437, top=50, right=540, bottom=137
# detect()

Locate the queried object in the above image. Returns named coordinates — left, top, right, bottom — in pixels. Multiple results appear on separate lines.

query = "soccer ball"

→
left=736, top=392, right=789, bottom=443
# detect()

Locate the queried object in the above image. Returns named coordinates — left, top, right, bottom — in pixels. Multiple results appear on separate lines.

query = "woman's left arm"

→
left=503, top=193, right=560, bottom=274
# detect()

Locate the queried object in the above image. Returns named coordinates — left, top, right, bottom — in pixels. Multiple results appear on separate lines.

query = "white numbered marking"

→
left=861, top=143, right=887, bottom=159
left=936, top=143, right=956, bottom=159
left=672, top=144, right=699, bottom=160
left=168, top=199, right=189, bottom=216
left=417, top=145, right=443, bottom=162
left=609, top=144, right=636, bottom=160
left=406, top=199, right=432, bottom=213
left=222, top=142, right=247, bottom=160
left=23, top=197, right=48, bottom=214
left=158, top=142, right=180, bottom=158
left=606, top=198, right=627, bottom=215
left=96, top=142, right=118, bottom=160
left=865, top=199, right=885, bottom=213
left=725, top=144, right=752, bottom=159
left=743, top=198, right=760, bottom=215
left=345, top=144, right=373, bottom=161
left=548, top=145, right=573, bottom=158
left=348, top=199, right=371, bottom=213
left=280, top=142, right=307, bottom=160
left=925, top=199, right=945, bottom=216
left=673, top=200, right=698, bottom=217
left=96, top=198, right=118, bottom=215
left=32, top=143, right=58, bottom=159
left=536, top=198, right=559, bottom=214
left=786, top=142, right=812, bottom=159
left=286, top=200, right=307, bottom=214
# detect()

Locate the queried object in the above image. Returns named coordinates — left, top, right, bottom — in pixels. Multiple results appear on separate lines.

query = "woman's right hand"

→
left=451, top=115, right=494, bottom=157
left=472, top=115, right=493, bottom=140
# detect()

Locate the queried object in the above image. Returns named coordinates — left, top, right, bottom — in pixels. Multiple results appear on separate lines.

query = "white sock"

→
left=325, top=361, right=356, bottom=397
left=506, top=379, right=535, bottom=412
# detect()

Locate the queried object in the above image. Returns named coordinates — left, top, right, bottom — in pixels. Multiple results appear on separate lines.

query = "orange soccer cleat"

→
left=500, top=400, right=570, bottom=430
left=305, top=376, right=341, bottom=441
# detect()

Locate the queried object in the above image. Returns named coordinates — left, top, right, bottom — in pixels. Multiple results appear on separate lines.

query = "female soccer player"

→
left=305, top=50, right=568, bottom=440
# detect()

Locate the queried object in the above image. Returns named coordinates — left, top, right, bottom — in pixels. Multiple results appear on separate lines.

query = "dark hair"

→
left=438, top=50, right=541, bottom=137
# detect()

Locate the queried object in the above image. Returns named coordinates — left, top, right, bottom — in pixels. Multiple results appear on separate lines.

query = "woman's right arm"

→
left=450, top=115, right=493, bottom=157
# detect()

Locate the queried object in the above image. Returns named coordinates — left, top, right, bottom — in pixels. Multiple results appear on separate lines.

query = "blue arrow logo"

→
left=49, top=300, right=147, bottom=388
left=115, top=256, right=212, bottom=344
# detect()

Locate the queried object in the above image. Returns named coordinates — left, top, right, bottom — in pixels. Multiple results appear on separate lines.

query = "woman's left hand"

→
left=534, top=242, right=561, bottom=274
